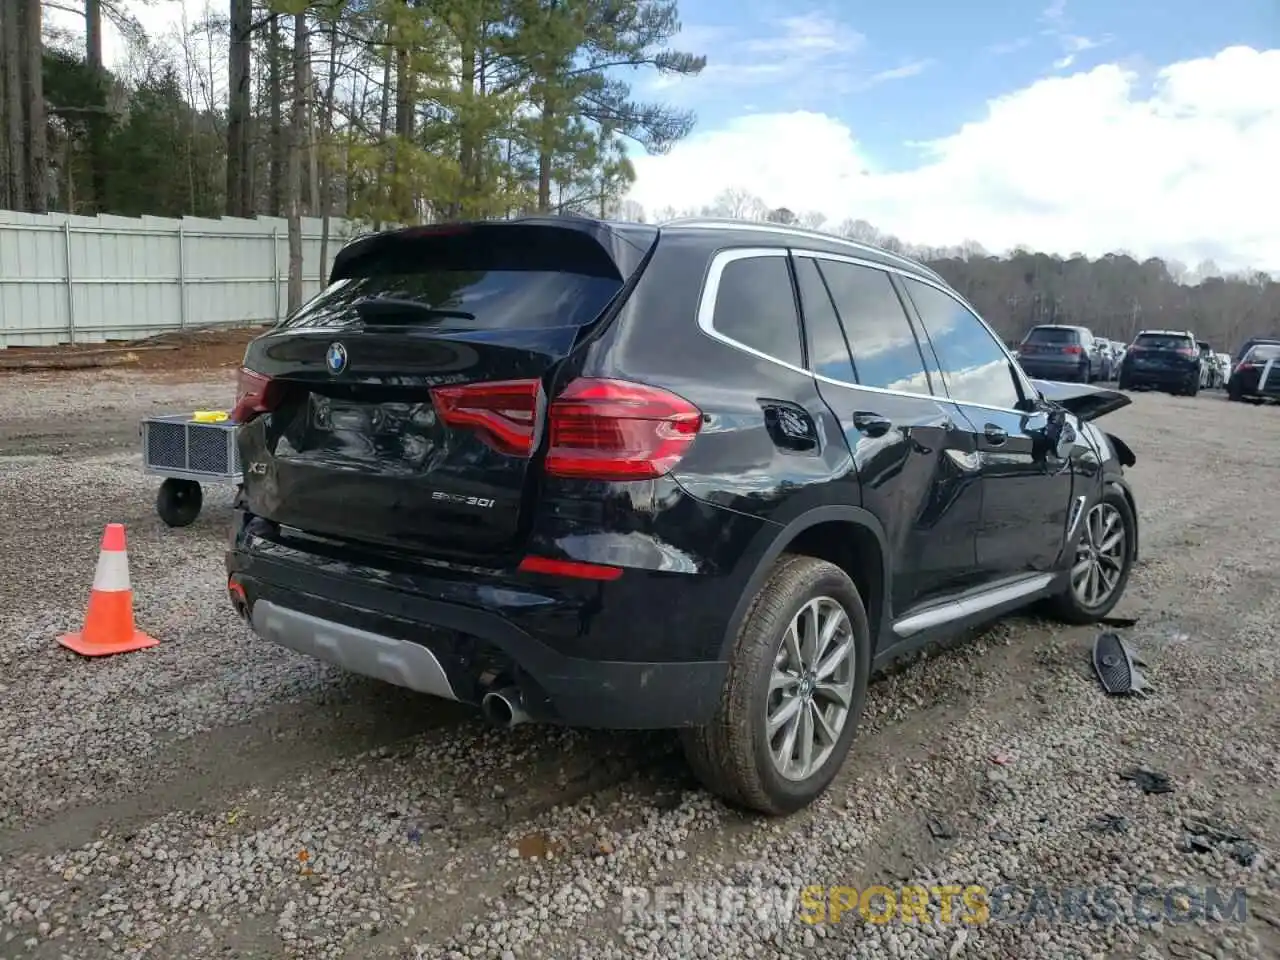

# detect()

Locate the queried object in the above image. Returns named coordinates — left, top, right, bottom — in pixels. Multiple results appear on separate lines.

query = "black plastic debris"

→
left=927, top=814, right=956, bottom=840
left=1120, top=767, right=1174, bottom=794
left=1088, top=813, right=1129, bottom=834
left=1180, top=816, right=1262, bottom=867
left=1092, top=631, right=1153, bottom=696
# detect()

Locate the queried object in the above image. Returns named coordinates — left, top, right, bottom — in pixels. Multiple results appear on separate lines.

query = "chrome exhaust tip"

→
left=481, top=686, right=531, bottom=728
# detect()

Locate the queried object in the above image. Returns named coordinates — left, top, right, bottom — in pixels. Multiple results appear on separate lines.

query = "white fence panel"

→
left=0, top=212, right=364, bottom=348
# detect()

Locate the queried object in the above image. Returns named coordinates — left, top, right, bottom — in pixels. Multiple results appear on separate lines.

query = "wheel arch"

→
left=719, top=506, right=891, bottom=660
left=1105, top=476, right=1140, bottom=563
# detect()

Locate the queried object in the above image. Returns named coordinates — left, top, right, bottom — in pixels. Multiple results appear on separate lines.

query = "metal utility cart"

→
left=140, top=413, right=242, bottom=527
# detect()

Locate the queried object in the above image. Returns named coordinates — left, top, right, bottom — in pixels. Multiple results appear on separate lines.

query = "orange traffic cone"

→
left=58, top=523, right=159, bottom=657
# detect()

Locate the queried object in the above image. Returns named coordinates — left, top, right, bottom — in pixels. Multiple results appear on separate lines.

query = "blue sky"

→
left=637, top=0, right=1277, bottom=171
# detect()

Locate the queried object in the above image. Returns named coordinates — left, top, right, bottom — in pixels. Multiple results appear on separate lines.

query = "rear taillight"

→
left=545, top=378, right=703, bottom=481
left=231, top=367, right=285, bottom=424
left=517, top=555, right=623, bottom=581
left=431, top=379, right=540, bottom=457
left=1177, top=347, right=1198, bottom=358
left=1062, top=345, right=1083, bottom=355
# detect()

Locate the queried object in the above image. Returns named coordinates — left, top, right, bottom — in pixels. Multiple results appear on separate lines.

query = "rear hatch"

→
left=1018, top=327, right=1082, bottom=361
left=234, top=218, right=657, bottom=561
left=1127, top=332, right=1197, bottom=371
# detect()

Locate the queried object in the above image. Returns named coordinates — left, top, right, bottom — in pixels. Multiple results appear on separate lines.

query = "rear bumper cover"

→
left=1122, top=363, right=1198, bottom=385
left=226, top=545, right=729, bottom=730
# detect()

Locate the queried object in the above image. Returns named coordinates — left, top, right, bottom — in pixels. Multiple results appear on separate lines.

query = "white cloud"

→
left=627, top=45, right=1280, bottom=272
left=863, top=59, right=935, bottom=86
left=1038, top=0, right=1112, bottom=71
left=648, top=14, right=910, bottom=96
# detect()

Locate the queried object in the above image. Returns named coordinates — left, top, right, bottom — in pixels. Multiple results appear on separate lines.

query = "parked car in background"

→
left=1234, top=336, right=1280, bottom=372
left=1117, top=330, right=1202, bottom=396
left=1196, top=341, right=1218, bottom=389
left=225, top=215, right=1143, bottom=816
left=1227, top=342, right=1280, bottom=402
left=1016, top=325, right=1102, bottom=382
left=1094, top=338, right=1115, bottom=381
left=1216, top=352, right=1232, bottom=386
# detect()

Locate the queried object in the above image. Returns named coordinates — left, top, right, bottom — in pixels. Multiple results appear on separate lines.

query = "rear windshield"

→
left=1246, top=344, right=1280, bottom=362
left=283, top=271, right=623, bottom=332
left=1135, top=333, right=1193, bottom=350
left=284, top=227, right=626, bottom=332
left=1025, top=327, right=1079, bottom=343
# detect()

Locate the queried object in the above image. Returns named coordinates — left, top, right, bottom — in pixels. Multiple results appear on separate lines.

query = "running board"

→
left=892, top=573, right=1056, bottom=638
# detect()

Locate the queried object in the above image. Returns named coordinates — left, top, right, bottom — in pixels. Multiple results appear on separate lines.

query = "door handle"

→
left=852, top=412, right=893, bottom=437
left=983, top=424, right=1008, bottom=445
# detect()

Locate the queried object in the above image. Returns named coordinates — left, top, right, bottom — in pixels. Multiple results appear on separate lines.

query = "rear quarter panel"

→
left=572, top=233, right=860, bottom=525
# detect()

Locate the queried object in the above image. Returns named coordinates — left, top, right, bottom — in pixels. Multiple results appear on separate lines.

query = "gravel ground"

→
left=0, top=371, right=1278, bottom=960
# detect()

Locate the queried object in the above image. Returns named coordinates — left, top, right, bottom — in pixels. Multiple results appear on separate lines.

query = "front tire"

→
left=1047, top=488, right=1136, bottom=624
left=681, top=555, right=871, bottom=816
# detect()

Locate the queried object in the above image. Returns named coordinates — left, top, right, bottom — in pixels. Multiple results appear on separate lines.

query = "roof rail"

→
left=657, top=216, right=944, bottom=283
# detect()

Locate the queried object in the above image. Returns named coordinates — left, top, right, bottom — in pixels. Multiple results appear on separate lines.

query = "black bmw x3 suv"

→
left=226, top=215, right=1141, bottom=815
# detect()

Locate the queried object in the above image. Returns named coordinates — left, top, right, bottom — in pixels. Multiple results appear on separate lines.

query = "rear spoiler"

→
left=328, top=217, right=660, bottom=286
left=1030, top=379, right=1131, bottom=422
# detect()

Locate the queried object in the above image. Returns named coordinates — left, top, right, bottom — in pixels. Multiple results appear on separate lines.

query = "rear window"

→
left=1025, top=327, right=1078, bottom=343
left=283, top=271, right=622, bottom=332
left=1246, top=344, right=1280, bottom=362
left=284, top=227, right=626, bottom=332
left=1134, top=333, right=1193, bottom=350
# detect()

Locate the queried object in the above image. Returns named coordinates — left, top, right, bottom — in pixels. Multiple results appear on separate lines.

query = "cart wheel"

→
left=157, top=478, right=203, bottom=528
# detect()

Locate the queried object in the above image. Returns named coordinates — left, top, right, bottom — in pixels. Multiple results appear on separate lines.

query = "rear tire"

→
left=1117, top=373, right=1132, bottom=391
left=1047, top=488, right=1136, bottom=625
left=681, top=555, right=871, bottom=816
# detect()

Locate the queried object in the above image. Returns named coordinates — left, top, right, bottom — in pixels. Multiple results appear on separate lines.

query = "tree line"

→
left=0, top=0, right=705, bottom=307
left=641, top=189, right=1280, bottom=352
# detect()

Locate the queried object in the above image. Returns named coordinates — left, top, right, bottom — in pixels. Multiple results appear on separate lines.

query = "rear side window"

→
left=1025, top=327, right=1078, bottom=344
left=813, top=259, right=932, bottom=396
left=1135, top=333, right=1193, bottom=350
left=794, top=257, right=856, bottom=382
left=711, top=255, right=804, bottom=369
left=286, top=227, right=625, bottom=332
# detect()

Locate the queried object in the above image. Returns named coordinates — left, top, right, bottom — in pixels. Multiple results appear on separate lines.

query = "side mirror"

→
left=1027, top=408, right=1074, bottom=461
left=1054, top=419, right=1077, bottom=459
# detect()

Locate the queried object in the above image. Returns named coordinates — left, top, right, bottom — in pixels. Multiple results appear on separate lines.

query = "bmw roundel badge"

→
left=326, top=342, right=348, bottom=375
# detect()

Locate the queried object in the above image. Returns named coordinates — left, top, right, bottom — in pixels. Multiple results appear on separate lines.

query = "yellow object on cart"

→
left=192, top=410, right=230, bottom=423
